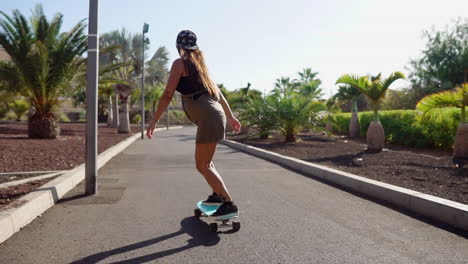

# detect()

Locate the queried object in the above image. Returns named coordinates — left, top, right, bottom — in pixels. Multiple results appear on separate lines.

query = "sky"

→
left=2, top=0, right=467, bottom=97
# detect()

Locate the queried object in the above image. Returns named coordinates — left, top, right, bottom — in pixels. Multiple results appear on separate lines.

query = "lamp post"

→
left=85, top=0, right=99, bottom=195
left=141, top=23, right=149, bottom=139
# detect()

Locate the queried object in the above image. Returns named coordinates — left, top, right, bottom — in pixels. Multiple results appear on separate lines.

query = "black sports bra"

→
left=176, top=76, right=205, bottom=95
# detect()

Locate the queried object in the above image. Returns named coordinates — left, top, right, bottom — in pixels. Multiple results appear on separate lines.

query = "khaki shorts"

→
left=181, top=92, right=226, bottom=144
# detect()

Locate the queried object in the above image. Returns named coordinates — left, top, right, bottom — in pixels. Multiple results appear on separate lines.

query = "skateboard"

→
left=194, top=201, right=241, bottom=232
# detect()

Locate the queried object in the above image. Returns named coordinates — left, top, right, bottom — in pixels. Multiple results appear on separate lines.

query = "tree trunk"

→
left=28, top=112, right=60, bottom=139
left=366, top=120, right=385, bottom=151
left=112, top=94, right=119, bottom=128
left=453, top=123, right=468, bottom=159
left=285, top=133, right=296, bottom=142
left=107, top=95, right=113, bottom=127
left=28, top=106, right=34, bottom=119
left=349, top=111, right=360, bottom=138
left=118, top=97, right=131, bottom=134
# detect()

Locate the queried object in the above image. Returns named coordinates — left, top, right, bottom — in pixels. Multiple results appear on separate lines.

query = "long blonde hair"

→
left=178, top=48, right=219, bottom=100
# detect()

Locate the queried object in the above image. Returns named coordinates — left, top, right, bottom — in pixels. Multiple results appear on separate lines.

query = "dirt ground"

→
left=0, top=122, right=140, bottom=173
left=0, top=178, right=57, bottom=209
left=228, top=131, right=468, bottom=205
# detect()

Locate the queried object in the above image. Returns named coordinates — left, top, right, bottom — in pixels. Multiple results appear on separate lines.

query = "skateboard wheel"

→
left=209, top=223, right=218, bottom=232
left=232, top=221, right=241, bottom=232
left=194, top=209, right=202, bottom=217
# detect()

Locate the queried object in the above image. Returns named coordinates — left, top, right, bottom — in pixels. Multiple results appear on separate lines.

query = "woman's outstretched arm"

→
left=146, top=59, right=183, bottom=139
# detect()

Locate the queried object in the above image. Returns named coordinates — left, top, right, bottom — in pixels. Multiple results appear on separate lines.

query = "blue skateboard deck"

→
left=196, top=201, right=220, bottom=216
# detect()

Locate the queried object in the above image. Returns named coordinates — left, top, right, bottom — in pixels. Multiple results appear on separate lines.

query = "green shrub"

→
left=380, top=110, right=428, bottom=147
left=9, top=99, right=29, bottom=121
left=0, top=104, right=9, bottom=119
left=415, top=108, right=460, bottom=148
left=132, top=114, right=142, bottom=124
left=169, top=110, right=191, bottom=124
left=239, top=98, right=277, bottom=138
left=66, top=111, right=85, bottom=121
left=331, top=108, right=460, bottom=149
left=331, top=112, right=351, bottom=133
left=59, top=114, right=71, bottom=122
left=5, top=111, right=16, bottom=121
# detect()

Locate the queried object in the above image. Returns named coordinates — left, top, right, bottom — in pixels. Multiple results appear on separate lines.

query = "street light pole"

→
left=85, top=0, right=99, bottom=195
left=141, top=23, right=149, bottom=139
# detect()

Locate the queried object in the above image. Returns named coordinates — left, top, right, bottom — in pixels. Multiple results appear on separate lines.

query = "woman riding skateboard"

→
left=146, top=30, right=240, bottom=220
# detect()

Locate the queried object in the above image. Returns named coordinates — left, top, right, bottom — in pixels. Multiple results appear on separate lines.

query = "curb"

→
left=220, top=139, right=468, bottom=232
left=0, top=171, right=65, bottom=189
left=0, top=126, right=183, bottom=244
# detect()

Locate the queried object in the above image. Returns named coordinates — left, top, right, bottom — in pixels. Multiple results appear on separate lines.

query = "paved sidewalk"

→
left=0, top=127, right=466, bottom=264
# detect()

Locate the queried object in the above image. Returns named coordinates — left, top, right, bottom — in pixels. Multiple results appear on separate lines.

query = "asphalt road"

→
left=0, top=127, right=467, bottom=264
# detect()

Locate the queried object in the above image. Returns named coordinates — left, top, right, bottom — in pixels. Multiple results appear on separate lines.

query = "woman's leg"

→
left=195, top=142, right=232, bottom=201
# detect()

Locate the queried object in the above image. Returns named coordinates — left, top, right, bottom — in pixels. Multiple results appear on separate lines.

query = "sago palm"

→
left=417, top=83, right=468, bottom=161
left=239, top=95, right=277, bottom=139
left=270, top=77, right=326, bottom=142
left=336, top=72, right=405, bottom=150
left=0, top=5, right=86, bottom=138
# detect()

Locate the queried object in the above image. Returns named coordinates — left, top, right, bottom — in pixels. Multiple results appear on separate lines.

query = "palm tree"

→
left=0, top=5, right=87, bottom=138
left=100, top=29, right=146, bottom=133
left=71, top=45, right=131, bottom=126
left=336, top=72, right=405, bottom=150
left=145, top=83, right=164, bottom=114
left=145, top=46, right=170, bottom=115
left=273, top=77, right=296, bottom=98
left=271, top=77, right=326, bottom=142
left=333, top=85, right=361, bottom=138
left=99, top=34, right=122, bottom=128
left=295, top=68, right=323, bottom=99
left=417, top=83, right=468, bottom=162
left=239, top=95, right=277, bottom=139
left=227, top=83, right=262, bottom=134
left=145, top=46, right=169, bottom=85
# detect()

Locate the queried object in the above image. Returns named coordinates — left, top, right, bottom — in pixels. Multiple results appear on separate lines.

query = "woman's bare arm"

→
left=218, top=90, right=234, bottom=119
left=217, top=89, right=241, bottom=132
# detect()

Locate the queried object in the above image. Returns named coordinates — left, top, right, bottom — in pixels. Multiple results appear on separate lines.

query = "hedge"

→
left=331, top=108, right=461, bottom=149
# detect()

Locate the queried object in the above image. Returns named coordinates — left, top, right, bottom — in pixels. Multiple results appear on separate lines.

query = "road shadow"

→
left=175, top=135, right=196, bottom=142
left=70, top=217, right=220, bottom=264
